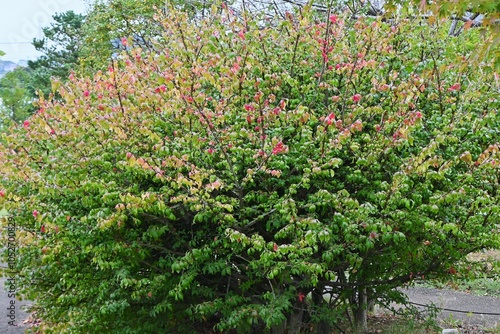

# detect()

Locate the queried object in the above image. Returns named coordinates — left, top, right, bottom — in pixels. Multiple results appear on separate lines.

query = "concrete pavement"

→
left=0, top=275, right=31, bottom=334
left=402, top=286, right=500, bottom=329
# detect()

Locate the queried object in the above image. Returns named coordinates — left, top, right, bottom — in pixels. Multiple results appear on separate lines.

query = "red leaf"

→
left=272, top=142, right=284, bottom=155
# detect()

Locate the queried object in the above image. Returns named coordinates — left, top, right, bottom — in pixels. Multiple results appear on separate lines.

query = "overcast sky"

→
left=0, top=0, right=87, bottom=62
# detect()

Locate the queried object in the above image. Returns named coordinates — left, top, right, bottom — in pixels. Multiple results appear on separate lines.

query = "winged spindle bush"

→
left=0, top=5, right=499, bottom=334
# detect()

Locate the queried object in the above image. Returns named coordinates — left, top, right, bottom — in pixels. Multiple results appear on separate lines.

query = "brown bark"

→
left=312, top=287, right=331, bottom=334
left=354, top=287, right=368, bottom=334
left=287, top=306, right=303, bottom=334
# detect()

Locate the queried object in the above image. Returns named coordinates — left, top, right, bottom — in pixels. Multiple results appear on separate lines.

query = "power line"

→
left=409, top=301, right=500, bottom=316
left=0, top=42, right=32, bottom=45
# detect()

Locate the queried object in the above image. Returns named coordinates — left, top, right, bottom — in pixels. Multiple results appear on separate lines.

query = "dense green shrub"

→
left=1, top=6, right=499, bottom=333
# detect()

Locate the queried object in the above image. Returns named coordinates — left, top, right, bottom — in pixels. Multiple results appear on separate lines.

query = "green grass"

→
left=416, top=249, right=500, bottom=297
left=365, top=315, right=438, bottom=333
left=451, top=276, right=500, bottom=297
left=363, top=314, right=500, bottom=334
left=328, top=313, right=440, bottom=334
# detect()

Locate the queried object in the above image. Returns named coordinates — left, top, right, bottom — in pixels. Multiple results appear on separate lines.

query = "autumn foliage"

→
left=1, top=5, right=499, bottom=334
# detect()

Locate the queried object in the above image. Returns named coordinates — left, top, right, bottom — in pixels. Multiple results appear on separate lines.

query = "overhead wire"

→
left=408, top=301, right=500, bottom=316
left=0, top=42, right=32, bottom=45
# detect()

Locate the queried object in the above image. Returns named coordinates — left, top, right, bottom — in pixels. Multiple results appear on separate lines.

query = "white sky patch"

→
left=0, top=0, right=87, bottom=62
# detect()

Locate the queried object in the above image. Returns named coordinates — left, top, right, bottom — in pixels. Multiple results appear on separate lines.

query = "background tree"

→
left=29, top=10, right=86, bottom=98
left=0, top=67, right=34, bottom=126
left=0, top=11, right=86, bottom=129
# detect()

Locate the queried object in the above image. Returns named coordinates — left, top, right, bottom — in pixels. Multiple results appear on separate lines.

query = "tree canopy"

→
left=28, top=10, right=86, bottom=98
left=0, top=67, right=34, bottom=126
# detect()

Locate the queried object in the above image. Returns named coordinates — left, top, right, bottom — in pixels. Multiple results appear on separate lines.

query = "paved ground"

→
left=380, top=287, right=500, bottom=331
left=0, top=276, right=31, bottom=334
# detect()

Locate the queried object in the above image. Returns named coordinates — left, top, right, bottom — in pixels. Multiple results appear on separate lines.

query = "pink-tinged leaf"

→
left=325, top=113, right=335, bottom=125
left=272, top=142, right=284, bottom=155
left=279, top=99, right=286, bottom=109
left=238, top=29, right=245, bottom=40
left=419, top=0, right=426, bottom=12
